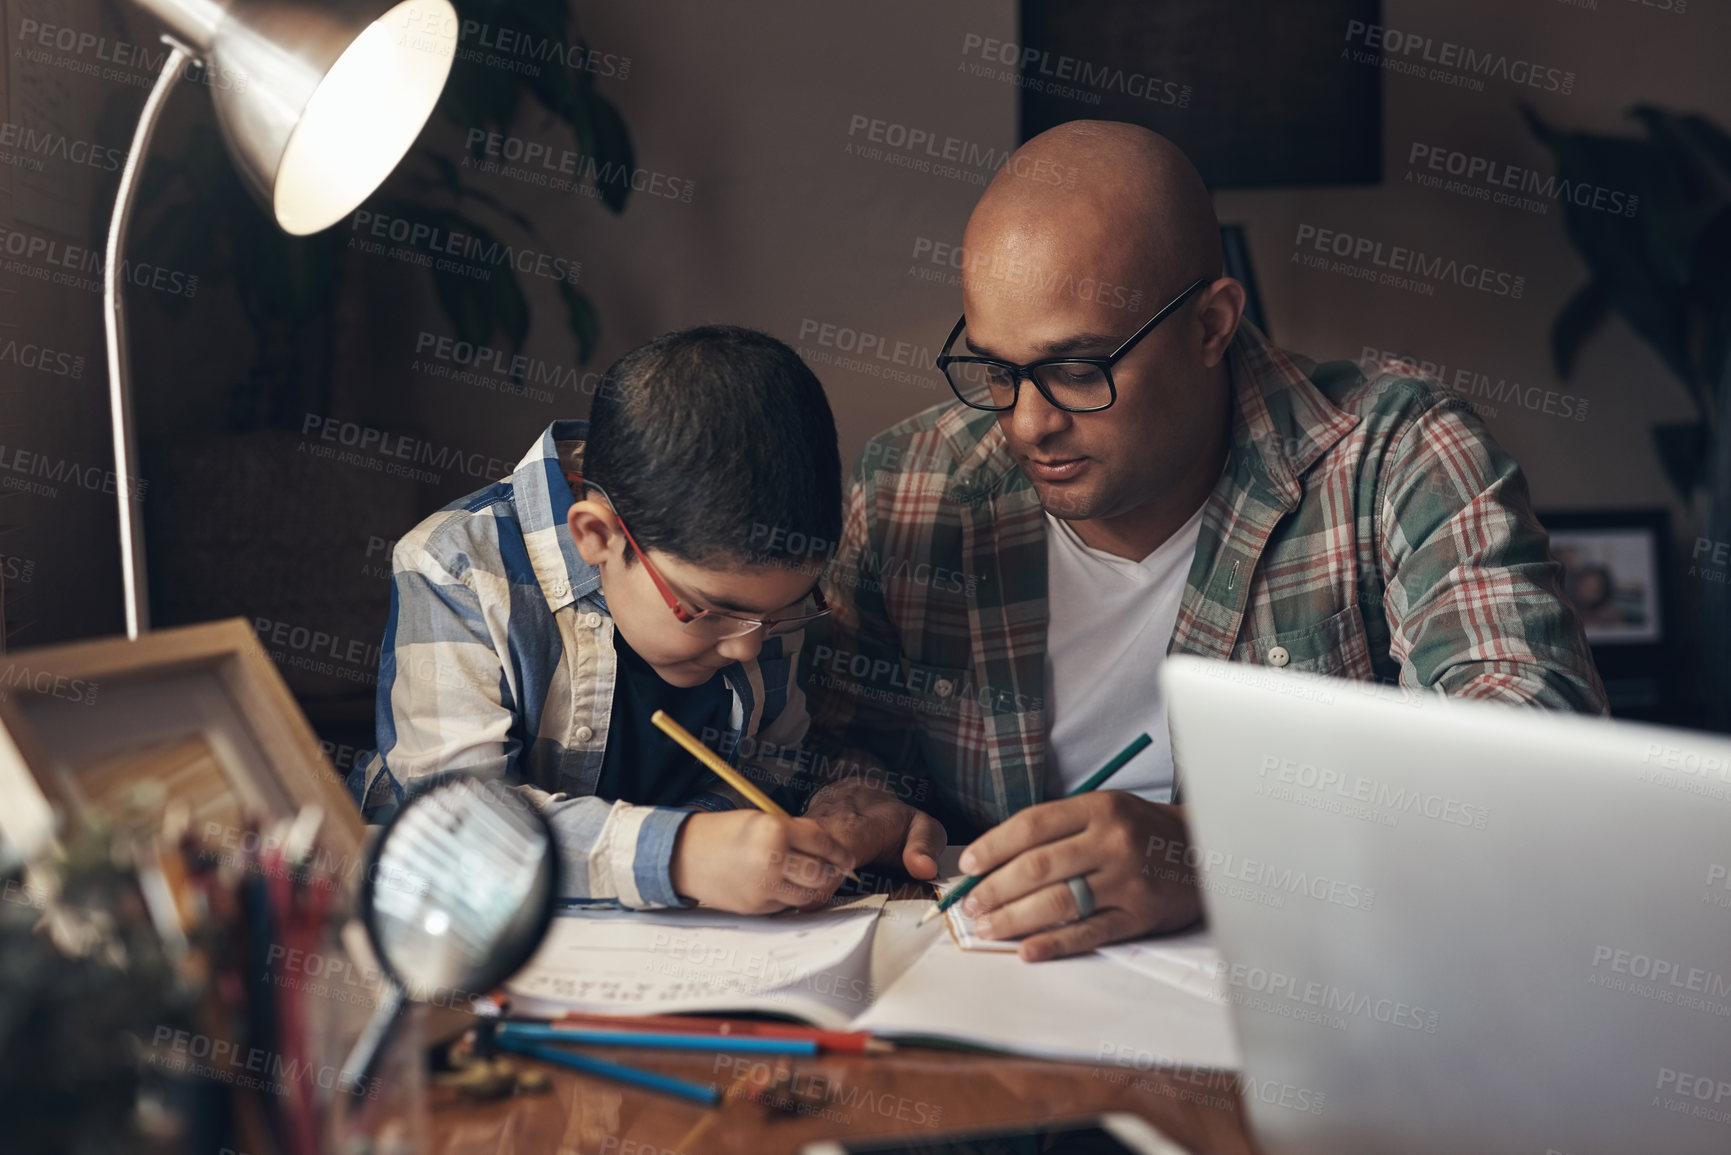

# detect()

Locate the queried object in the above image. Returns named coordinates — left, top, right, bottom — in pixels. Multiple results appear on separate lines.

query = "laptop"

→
left=1162, top=655, right=1731, bottom=1155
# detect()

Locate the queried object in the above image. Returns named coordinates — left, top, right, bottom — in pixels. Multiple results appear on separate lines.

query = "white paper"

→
left=504, top=894, right=885, bottom=1029
left=936, top=870, right=1021, bottom=952
left=873, top=847, right=1239, bottom=1065
left=942, top=901, right=1021, bottom=951
left=931, top=846, right=1019, bottom=952
left=931, top=844, right=1095, bottom=954
left=852, top=930, right=1242, bottom=1070
left=1099, top=928, right=1229, bottom=1005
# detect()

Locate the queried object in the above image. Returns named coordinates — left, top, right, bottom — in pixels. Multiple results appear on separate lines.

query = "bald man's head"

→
left=947, top=121, right=1243, bottom=551
left=963, top=121, right=1221, bottom=311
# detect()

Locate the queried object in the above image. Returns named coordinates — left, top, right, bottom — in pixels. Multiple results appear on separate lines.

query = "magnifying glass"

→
left=339, top=773, right=559, bottom=1092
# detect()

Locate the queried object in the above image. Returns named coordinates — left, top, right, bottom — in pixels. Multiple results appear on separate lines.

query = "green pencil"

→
left=918, top=732, right=1154, bottom=926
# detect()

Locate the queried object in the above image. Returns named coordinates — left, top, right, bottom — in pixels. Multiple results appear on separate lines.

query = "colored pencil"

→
left=650, top=709, right=861, bottom=883
left=1065, top=732, right=1154, bottom=797
left=493, top=1037, right=720, bottom=1105
left=919, top=732, right=1154, bottom=926
left=545, top=1011, right=895, bottom=1055
left=498, top=1022, right=818, bottom=1055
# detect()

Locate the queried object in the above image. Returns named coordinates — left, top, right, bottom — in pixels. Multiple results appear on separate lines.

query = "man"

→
left=803, top=121, right=1605, bottom=960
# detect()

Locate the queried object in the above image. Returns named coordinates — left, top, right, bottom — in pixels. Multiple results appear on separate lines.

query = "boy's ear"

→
left=567, top=501, right=621, bottom=566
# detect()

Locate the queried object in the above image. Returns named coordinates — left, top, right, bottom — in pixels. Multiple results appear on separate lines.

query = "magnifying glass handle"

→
left=338, top=981, right=406, bottom=1096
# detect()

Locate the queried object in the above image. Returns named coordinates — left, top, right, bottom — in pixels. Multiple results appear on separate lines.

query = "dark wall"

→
left=2, top=0, right=1727, bottom=731
left=1020, top=0, right=1382, bottom=187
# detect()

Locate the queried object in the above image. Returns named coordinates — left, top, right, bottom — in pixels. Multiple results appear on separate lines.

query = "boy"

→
left=352, top=325, right=861, bottom=913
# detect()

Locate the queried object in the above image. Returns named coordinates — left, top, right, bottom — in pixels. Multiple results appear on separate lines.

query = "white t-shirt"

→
left=1041, top=501, right=1208, bottom=803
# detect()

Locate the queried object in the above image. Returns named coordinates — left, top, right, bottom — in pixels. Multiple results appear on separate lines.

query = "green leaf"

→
left=400, top=205, right=533, bottom=354
left=557, top=279, right=600, bottom=363
left=413, top=148, right=468, bottom=202
left=1529, top=103, right=1731, bottom=418
left=587, top=92, right=636, bottom=215
left=1653, top=420, right=1708, bottom=499
left=1550, top=282, right=1610, bottom=380
left=446, top=178, right=536, bottom=234
left=1631, top=105, right=1731, bottom=206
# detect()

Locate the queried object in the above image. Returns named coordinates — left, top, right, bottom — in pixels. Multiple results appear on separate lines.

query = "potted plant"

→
left=1528, top=104, right=1731, bottom=730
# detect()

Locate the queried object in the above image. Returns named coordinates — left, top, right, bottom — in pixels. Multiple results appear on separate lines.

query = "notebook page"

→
left=505, top=894, right=886, bottom=1029
left=854, top=922, right=1242, bottom=1068
left=1098, top=928, right=1228, bottom=1005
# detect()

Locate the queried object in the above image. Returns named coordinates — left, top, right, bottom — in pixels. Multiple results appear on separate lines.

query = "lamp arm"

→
left=106, top=36, right=194, bottom=640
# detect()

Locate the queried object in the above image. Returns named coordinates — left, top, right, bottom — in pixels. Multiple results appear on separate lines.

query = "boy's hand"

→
left=803, top=779, right=947, bottom=881
left=671, top=810, right=854, bottom=913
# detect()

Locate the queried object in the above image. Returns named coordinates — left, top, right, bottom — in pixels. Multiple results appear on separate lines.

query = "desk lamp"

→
left=106, top=0, right=458, bottom=638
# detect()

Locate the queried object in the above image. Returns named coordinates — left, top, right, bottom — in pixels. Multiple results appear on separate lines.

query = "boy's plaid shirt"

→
left=805, top=322, right=1608, bottom=839
left=352, top=420, right=820, bottom=908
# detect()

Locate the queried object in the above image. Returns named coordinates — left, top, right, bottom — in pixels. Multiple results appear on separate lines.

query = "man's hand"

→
left=957, top=792, right=1201, bottom=961
left=671, top=810, right=853, bottom=913
left=803, top=778, right=947, bottom=881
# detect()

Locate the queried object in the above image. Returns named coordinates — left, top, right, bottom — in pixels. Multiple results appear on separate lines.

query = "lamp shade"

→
left=136, top=0, right=458, bottom=234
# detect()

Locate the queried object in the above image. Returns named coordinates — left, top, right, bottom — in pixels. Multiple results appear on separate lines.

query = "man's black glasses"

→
left=934, top=276, right=1212, bottom=413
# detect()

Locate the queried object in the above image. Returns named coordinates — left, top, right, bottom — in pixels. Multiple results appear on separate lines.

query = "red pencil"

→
left=546, top=1011, right=895, bottom=1055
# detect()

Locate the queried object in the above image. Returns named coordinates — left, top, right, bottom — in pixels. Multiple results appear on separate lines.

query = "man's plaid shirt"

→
left=804, top=322, right=1607, bottom=839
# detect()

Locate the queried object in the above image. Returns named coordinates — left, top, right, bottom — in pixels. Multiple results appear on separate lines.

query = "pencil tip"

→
left=918, top=906, right=941, bottom=925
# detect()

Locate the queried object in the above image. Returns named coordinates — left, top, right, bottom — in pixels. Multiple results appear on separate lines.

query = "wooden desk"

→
left=423, top=883, right=1259, bottom=1154
left=426, top=1038, right=1262, bottom=1155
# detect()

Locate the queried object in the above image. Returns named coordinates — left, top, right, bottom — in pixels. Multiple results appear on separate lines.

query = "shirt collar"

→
left=1223, top=321, right=1362, bottom=510
left=946, top=321, right=1360, bottom=510
left=513, top=419, right=602, bottom=614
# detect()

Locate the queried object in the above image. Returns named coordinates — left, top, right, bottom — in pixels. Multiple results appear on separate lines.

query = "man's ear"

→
left=568, top=500, right=621, bottom=566
left=1197, top=277, right=1246, bottom=369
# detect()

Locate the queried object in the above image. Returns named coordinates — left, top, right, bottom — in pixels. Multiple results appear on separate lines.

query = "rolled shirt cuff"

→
left=616, top=803, right=695, bottom=909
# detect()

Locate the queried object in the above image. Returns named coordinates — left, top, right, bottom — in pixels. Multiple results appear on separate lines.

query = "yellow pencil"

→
left=650, top=709, right=861, bottom=884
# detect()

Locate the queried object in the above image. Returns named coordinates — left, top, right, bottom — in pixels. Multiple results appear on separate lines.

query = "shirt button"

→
left=933, top=678, right=954, bottom=698
left=1267, top=645, right=1291, bottom=668
left=550, top=581, right=568, bottom=597
left=583, top=612, right=603, bottom=629
left=574, top=725, right=595, bottom=743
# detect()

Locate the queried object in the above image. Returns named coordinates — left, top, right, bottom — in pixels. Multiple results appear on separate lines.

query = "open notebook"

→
left=505, top=869, right=1240, bottom=1069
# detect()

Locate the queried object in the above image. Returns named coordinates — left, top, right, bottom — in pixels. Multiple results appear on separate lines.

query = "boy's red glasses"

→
left=569, top=474, right=830, bottom=640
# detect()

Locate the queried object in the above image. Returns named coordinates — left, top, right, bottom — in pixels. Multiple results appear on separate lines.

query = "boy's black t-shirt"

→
left=595, top=625, right=733, bottom=806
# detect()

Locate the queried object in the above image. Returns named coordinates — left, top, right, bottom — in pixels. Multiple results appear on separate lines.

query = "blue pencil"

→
left=494, top=1037, right=721, bottom=1105
left=497, top=1022, right=819, bottom=1056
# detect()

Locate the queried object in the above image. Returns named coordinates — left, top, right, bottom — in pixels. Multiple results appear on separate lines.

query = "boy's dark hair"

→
left=583, top=325, right=843, bottom=569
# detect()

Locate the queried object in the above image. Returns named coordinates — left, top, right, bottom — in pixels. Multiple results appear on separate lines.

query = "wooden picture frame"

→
left=1538, top=509, right=1679, bottom=722
left=0, top=618, right=414, bottom=1143
left=0, top=617, right=363, bottom=869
